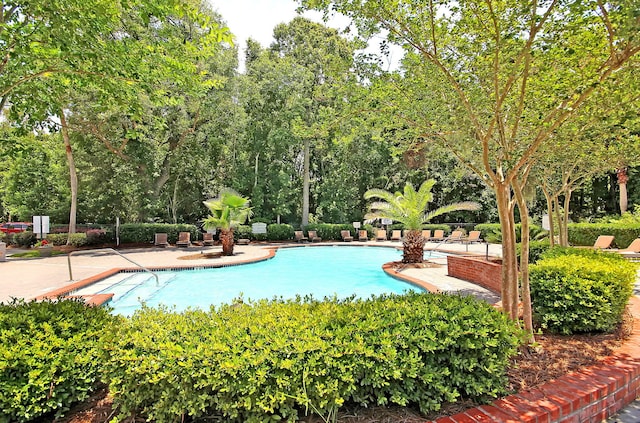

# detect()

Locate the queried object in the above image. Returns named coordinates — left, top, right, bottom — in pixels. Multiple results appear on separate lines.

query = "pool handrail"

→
left=67, top=248, right=159, bottom=285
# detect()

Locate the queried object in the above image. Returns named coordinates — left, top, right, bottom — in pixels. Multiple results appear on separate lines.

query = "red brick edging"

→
left=428, top=296, right=640, bottom=423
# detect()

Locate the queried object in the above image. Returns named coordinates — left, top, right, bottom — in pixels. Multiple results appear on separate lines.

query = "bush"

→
left=516, top=239, right=552, bottom=264
left=266, top=224, right=295, bottom=241
left=85, top=229, right=107, bottom=245
left=530, top=250, right=636, bottom=334
left=0, top=232, right=6, bottom=244
left=0, top=299, right=117, bottom=422
left=305, top=223, right=355, bottom=240
left=12, top=231, right=37, bottom=247
left=118, top=223, right=197, bottom=244
left=44, top=233, right=88, bottom=247
left=102, top=293, right=521, bottom=422
left=234, top=225, right=252, bottom=241
left=567, top=222, right=640, bottom=248
left=475, top=223, right=546, bottom=243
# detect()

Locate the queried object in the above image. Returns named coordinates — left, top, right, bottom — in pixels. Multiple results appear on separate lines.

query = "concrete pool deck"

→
left=0, top=240, right=503, bottom=303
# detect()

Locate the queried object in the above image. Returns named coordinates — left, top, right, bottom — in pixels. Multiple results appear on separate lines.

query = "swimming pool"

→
left=103, top=246, right=436, bottom=316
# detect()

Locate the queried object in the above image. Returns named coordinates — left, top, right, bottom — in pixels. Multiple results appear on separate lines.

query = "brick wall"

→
left=447, top=255, right=501, bottom=293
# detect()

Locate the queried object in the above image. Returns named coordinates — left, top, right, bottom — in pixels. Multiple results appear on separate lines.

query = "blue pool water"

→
left=105, top=246, right=435, bottom=316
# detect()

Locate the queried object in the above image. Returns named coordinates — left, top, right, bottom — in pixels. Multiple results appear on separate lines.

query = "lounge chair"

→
left=421, top=230, right=431, bottom=241
left=462, top=230, right=483, bottom=244
left=358, top=230, right=369, bottom=241
left=294, top=231, right=308, bottom=243
left=236, top=238, right=250, bottom=245
left=341, top=230, right=354, bottom=242
left=154, top=233, right=169, bottom=247
left=448, top=230, right=464, bottom=242
left=176, top=232, right=191, bottom=247
left=613, top=238, right=640, bottom=259
left=592, top=235, right=615, bottom=249
left=308, top=230, right=322, bottom=242
left=375, top=229, right=387, bottom=241
left=428, top=230, right=445, bottom=241
left=202, top=232, right=214, bottom=246
left=390, top=230, right=402, bottom=241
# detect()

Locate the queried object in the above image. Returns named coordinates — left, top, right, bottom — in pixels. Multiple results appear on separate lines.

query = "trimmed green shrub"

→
left=234, top=224, right=252, bottom=241
left=118, top=223, right=197, bottom=244
left=516, top=239, right=552, bottom=264
left=45, top=233, right=88, bottom=247
left=0, top=299, right=117, bottom=422
left=102, top=293, right=521, bottom=422
left=475, top=223, right=546, bottom=243
left=305, top=223, right=355, bottom=240
left=0, top=232, right=6, bottom=243
left=567, top=222, right=640, bottom=248
left=530, top=250, right=636, bottom=334
left=266, top=223, right=294, bottom=241
left=12, top=231, right=37, bottom=247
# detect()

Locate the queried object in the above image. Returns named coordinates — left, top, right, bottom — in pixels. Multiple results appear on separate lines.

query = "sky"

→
left=208, top=0, right=401, bottom=72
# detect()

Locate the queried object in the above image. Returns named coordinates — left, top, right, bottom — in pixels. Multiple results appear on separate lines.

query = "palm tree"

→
left=203, top=188, right=252, bottom=256
left=364, top=180, right=480, bottom=263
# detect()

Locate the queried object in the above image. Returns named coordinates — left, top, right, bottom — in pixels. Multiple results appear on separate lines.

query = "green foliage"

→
left=267, top=224, right=295, bottom=241
left=203, top=188, right=253, bottom=232
left=567, top=223, right=640, bottom=248
left=517, top=240, right=552, bottom=264
left=474, top=223, right=546, bottom=244
left=119, top=223, right=197, bottom=244
left=0, top=232, right=6, bottom=244
left=305, top=223, right=355, bottom=240
left=11, top=231, right=37, bottom=247
left=364, top=180, right=480, bottom=230
left=45, top=233, right=88, bottom=247
left=234, top=225, right=253, bottom=241
left=530, top=250, right=636, bottom=334
left=0, top=299, right=117, bottom=422
left=102, top=293, right=521, bottom=422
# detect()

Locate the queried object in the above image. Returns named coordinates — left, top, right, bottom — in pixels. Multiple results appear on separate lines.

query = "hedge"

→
left=474, top=223, right=546, bottom=243
left=102, top=293, right=521, bottom=422
left=0, top=299, right=117, bottom=422
left=567, top=222, right=640, bottom=248
left=530, top=248, right=636, bottom=334
left=118, top=223, right=198, bottom=244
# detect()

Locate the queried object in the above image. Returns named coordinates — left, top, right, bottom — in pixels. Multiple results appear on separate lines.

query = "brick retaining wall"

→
left=447, top=255, right=502, bottom=293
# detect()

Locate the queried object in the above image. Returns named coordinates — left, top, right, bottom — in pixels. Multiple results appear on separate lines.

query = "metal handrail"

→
left=67, top=248, right=159, bottom=285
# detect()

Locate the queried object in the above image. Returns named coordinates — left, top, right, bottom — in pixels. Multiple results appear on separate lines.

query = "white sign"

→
left=381, top=218, right=393, bottom=225
left=542, top=214, right=550, bottom=231
left=32, top=216, right=50, bottom=237
left=352, top=222, right=361, bottom=229
left=252, top=222, right=267, bottom=234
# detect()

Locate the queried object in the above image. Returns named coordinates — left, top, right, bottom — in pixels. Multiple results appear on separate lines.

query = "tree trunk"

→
left=513, top=180, right=534, bottom=341
left=617, top=168, right=629, bottom=214
left=402, top=230, right=425, bottom=263
left=541, top=187, right=555, bottom=247
left=59, top=110, right=77, bottom=239
left=220, top=228, right=234, bottom=256
left=562, top=188, right=572, bottom=247
left=301, top=138, right=310, bottom=227
left=495, top=183, right=519, bottom=321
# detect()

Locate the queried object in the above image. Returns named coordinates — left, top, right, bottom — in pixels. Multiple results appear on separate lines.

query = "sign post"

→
left=32, top=216, right=50, bottom=239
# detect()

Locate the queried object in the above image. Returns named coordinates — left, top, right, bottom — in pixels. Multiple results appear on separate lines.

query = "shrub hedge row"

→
left=474, top=223, right=546, bottom=243
left=102, top=293, right=521, bottom=422
left=118, top=223, right=198, bottom=244
left=0, top=300, right=117, bottom=422
left=530, top=248, right=637, bottom=334
left=567, top=223, right=640, bottom=248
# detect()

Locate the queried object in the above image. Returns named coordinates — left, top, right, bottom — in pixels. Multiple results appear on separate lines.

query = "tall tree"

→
left=299, top=0, right=640, bottom=336
left=1, top=0, right=230, bottom=233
